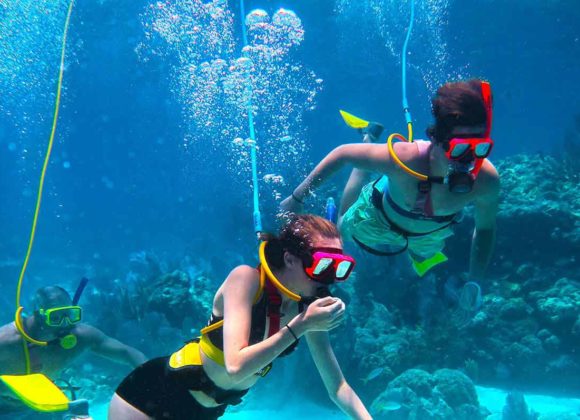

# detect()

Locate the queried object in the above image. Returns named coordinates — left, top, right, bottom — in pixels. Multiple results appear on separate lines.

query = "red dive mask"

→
left=444, top=81, right=493, bottom=192
left=303, top=248, right=355, bottom=284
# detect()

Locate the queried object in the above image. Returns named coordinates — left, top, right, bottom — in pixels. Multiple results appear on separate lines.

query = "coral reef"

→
left=501, top=392, right=538, bottom=420
left=147, top=269, right=212, bottom=328
left=83, top=251, right=216, bottom=358
left=339, top=153, right=580, bottom=404
left=488, top=153, right=579, bottom=265
left=370, top=368, right=484, bottom=419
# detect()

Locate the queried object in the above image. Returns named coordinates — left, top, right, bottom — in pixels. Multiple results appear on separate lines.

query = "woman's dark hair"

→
left=426, top=79, right=489, bottom=144
left=261, top=214, right=340, bottom=269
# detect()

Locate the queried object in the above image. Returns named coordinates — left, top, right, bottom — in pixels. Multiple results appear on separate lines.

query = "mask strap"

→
left=481, top=81, right=492, bottom=138
left=471, top=158, right=485, bottom=177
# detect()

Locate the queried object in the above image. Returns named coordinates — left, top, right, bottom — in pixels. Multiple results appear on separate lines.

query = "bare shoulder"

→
left=0, top=322, right=20, bottom=347
left=228, top=264, right=259, bottom=278
left=73, top=323, right=105, bottom=344
left=393, top=140, right=421, bottom=161
left=224, top=265, right=260, bottom=295
left=477, top=159, right=500, bottom=197
left=385, top=141, right=426, bottom=171
left=0, top=323, right=23, bottom=361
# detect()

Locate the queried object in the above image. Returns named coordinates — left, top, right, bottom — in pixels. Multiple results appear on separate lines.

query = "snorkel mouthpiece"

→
left=447, top=160, right=475, bottom=193
left=59, top=334, right=77, bottom=350
left=447, top=171, right=474, bottom=193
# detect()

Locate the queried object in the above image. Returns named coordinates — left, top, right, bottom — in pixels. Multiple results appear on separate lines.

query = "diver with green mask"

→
left=0, top=283, right=147, bottom=414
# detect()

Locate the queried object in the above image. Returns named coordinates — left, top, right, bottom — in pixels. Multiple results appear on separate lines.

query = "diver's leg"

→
left=408, top=235, right=449, bottom=277
left=338, top=131, right=381, bottom=223
left=108, top=393, right=151, bottom=420
left=338, top=168, right=373, bottom=220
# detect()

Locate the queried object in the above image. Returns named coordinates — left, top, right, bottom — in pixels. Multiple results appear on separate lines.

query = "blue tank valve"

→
left=325, top=197, right=337, bottom=224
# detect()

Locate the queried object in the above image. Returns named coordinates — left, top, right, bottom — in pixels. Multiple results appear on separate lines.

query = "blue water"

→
left=1, top=0, right=579, bottom=418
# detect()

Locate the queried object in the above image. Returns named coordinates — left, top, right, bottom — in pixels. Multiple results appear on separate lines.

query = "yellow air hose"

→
left=386, top=121, right=431, bottom=181
left=258, top=242, right=301, bottom=302
left=14, top=0, right=76, bottom=374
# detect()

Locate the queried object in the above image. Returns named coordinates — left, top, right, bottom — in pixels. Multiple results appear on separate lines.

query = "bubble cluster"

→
left=335, top=0, right=466, bottom=97
left=140, top=0, right=235, bottom=62
left=0, top=0, right=73, bottom=133
left=140, top=3, right=321, bottom=201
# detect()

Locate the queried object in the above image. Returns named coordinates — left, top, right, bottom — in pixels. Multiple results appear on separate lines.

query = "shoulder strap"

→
left=414, top=180, right=433, bottom=217
left=263, top=277, right=283, bottom=338
left=254, top=265, right=265, bottom=304
left=413, top=141, right=434, bottom=217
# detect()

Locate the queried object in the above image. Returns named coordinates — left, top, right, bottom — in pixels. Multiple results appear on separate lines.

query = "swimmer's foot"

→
left=360, top=122, right=384, bottom=143
left=338, top=110, right=384, bottom=143
left=410, top=252, right=448, bottom=277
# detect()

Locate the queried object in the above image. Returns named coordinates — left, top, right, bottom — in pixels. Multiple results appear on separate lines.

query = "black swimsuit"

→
left=352, top=177, right=460, bottom=256
left=116, top=354, right=236, bottom=420
left=204, top=289, right=300, bottom=358
left=116, top=277, right=300, bottom=419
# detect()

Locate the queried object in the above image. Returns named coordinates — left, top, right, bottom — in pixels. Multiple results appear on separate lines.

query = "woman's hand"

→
left=280, top=194, right=304, bottom=213
left=299, top=297, right=345, bottom=332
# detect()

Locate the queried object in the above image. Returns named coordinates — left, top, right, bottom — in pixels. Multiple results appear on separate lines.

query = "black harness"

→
left=352, top=178, right=459, bottom=256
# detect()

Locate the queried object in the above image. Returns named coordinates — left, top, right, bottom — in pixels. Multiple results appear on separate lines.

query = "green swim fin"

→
left=411, top=252, right=448, bottom=277
left=339, top=110, right=369, bottom=129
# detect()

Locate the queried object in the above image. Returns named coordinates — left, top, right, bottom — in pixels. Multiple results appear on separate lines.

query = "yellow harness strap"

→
left=169, top=336, right=225, bottom=369
left=169, top=341, right=202, bottom=368
left=199, top=335, right=225, bottom=366
left=0, top=374, right=69, bottom=412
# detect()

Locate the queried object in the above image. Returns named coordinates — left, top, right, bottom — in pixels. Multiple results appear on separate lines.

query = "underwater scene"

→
left=1, top=0, right=579, bottom=418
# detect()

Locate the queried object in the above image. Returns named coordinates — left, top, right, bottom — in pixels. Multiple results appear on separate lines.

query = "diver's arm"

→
left=0, top=324, right=22, bottom=368
left=222, top=266, right=343, bottom=383
left=82, top=325, right=147, bottom=367
left=470, top=165, right=500, bottom=282
left=281, top=143, right=390, bottom=210
left=221, top=266, right=304, bottom=382
left=0, top=324, right=14, bottom=360
left=306, top=331, right=371, bottom=419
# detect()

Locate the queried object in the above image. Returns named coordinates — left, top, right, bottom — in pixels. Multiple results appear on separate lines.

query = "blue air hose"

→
left=239, top=0, right=262, bottom=235
left=325, top=197, right=337, bottom=224
left=401, top=0, right=415, bottom=126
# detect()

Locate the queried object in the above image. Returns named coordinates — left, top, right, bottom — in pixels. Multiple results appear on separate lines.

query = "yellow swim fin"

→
left=0, top=374, right=70, bottom=412
left=411, top=252, right=448, bottom=277
left=339, top=110, right=370, bottom=129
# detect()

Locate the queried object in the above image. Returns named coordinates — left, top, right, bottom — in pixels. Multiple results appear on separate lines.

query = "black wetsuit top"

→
left=204, top=284, right=300, bottom=358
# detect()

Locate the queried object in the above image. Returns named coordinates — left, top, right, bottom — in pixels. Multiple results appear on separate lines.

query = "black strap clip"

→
left=256, top=363, right=273, bottom=377
left=417, top=180, right=432, bottom=193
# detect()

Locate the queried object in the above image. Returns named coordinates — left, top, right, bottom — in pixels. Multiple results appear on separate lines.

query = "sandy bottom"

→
left=88, top=387, right=580, bottom=419
left=476, top=386, right=580, bottom=417
left=90, top=400, right=344, bottom=419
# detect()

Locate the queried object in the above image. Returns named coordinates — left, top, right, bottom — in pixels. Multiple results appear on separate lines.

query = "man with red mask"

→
left=281, top=80, right=499, bottom=303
